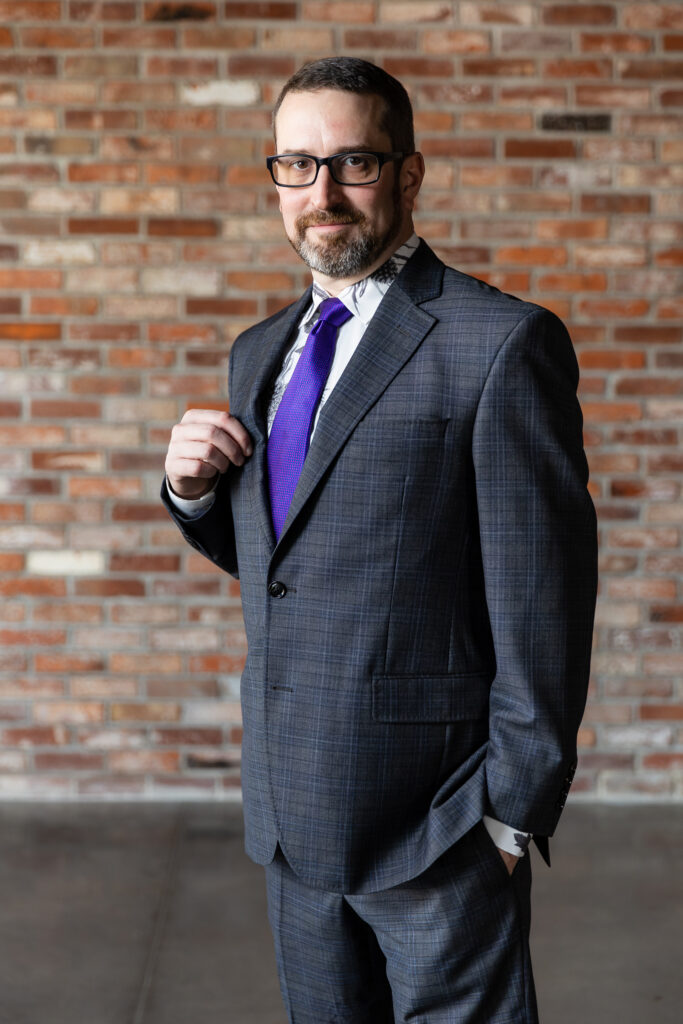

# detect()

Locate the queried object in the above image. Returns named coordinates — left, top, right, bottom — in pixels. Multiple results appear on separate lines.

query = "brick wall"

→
left=0, top=0, right=681, bottom=800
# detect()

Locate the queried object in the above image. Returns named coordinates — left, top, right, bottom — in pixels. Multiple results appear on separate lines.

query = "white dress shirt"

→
left=167, top=232, right=532, bottom=859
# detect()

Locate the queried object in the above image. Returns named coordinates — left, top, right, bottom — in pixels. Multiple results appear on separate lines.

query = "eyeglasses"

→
left=266, top=150, right=406, bottom=188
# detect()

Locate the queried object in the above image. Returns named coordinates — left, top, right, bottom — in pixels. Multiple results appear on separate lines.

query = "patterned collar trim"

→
left=304, top=233, right=420, bottom=330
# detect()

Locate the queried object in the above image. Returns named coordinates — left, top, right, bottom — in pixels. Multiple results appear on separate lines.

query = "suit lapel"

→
left=274, top=242, right=444, bottom=550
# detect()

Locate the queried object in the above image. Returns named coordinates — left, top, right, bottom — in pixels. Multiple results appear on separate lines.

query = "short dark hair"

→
left=272, top=56, right=415, bottom=154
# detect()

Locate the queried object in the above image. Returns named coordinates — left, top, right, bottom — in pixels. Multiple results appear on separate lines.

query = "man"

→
left=162, top=57, right=597, bottom=1023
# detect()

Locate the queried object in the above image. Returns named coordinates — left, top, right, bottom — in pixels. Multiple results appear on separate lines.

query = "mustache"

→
left=297, top=208, right=365, bottom=230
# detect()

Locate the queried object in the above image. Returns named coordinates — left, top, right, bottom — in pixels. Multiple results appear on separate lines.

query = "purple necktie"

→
left=268, top=296, right=352, bottom=540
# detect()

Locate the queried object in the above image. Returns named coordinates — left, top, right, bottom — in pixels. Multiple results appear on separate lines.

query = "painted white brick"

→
left=604, top=725, right=674, bottom=749
left=27, top=550, right=105, bottom=576
left=150, top=627, right=220, bottom=651
left=0, top=372, right=64, bottom=395
left=27, top=188, right=96, bottom=213
left=141, top=267, right=221, bottom=296
left=181, top=79, right=259, bottom=107
left=0, top=527, right=63, bottom=549
left=183, top=700, right=242, bottom=726
left=24, top=240, right=97, bottom=265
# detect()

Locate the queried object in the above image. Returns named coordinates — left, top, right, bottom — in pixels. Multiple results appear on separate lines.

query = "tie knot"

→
left=317, top=296, right=353, bottom=329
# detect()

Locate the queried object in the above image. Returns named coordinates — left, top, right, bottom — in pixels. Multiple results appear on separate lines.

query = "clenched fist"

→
left=165, top=408, right=253, bottom=500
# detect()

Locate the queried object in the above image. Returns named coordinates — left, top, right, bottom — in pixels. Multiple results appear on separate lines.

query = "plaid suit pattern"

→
left=265, top=821, right=537, bottom=1022
left=162, top=241, right=597, bottom=896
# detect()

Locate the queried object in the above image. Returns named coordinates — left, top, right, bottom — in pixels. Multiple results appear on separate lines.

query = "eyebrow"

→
left=278, top=145, right=377, bottom=155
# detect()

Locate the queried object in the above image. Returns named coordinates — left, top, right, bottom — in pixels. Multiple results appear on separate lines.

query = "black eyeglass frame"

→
left=266, top=150, right=406, bottom=187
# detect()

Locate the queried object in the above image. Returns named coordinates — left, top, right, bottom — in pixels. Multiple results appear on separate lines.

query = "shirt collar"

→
left=302, top=232, right=420, bottom=330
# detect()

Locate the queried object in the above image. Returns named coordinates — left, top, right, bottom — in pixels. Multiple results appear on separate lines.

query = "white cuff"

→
left=166, top=476, right=218, bottom=518
left=482, top=815, right=532, bottom=858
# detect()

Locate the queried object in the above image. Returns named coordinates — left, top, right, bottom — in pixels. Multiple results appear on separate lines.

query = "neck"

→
left=310, top=222, right=414, bottom=297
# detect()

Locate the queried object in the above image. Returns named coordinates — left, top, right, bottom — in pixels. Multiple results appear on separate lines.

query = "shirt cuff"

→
left=165, top=476, right=218, bottom=518
left=482, top=815, right=532, bottom=858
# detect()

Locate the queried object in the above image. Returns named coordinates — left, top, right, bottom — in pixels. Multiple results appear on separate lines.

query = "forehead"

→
left=275, top=88, right=390, bottom=153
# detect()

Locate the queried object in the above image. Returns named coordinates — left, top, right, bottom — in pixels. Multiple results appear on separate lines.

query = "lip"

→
left=308, top=223, right=353, bottom=232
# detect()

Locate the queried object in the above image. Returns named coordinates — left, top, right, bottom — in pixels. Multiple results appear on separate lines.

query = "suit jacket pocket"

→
left=372, top=671, right=493, bottom=723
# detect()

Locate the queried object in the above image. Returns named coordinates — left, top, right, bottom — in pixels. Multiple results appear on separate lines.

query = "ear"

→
left=399, top=152, right=425, bottom=212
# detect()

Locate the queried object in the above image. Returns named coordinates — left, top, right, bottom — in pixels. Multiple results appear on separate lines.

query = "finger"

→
left=171, top=422, right=251, bottom=464
left=166, top=456, right=222, bottom=481
left=180, top=409, right=252, bottom=456
left=167, top=438, right=235, bottom=473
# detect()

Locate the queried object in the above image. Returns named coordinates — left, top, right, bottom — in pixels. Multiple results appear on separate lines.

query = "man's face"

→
left=273, top=88, right=407, bottom=282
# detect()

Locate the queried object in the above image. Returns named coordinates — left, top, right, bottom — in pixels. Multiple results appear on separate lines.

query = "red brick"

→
left=103, top=26, right=176, bottom=45
left=461, top=165, right=533, bottom=187
left=622, top=58, right=683, bottom=78
left=616, top=377, right=681, bottom=396
left=581, top=194, right=651, bottom=214
left=186, top=297, right=258, bottom=316
left=384, top=58, right=454, bottom=77
left=0, top=579, right=66, bottom=597
left=640, top=704, right=683, bottom=721
left=0, top=323, right=61, bottom=341
left=576, top=85, right=651, bottom=107
left=146, top=56, right=217, bottom=76
left=422, top=138, right=494, bottom=158
left=0, top=0, right=61, bottom=14
left=643, top=754, right=683, bottom=770
left=608, top=528, right=679, bottom=549
left=148, top=218, right=218, bottom=236
left=577, top=300, right=649, bottom=319
left=226, top=56, right=294, bottom=80
left=110, top=751, right=180, bottom=772
left=35, top=753, right=105, bottom=771
left=614, top=326, right=681, bottom=345
left=537, top=272, right=607, bottom=291
left=68, top=217, right=138, bottom=234
left=581, top=32, right=652, bottom=53
left=463, top=58, right=535, bottom=76
left=495, top=246, right=567, bottom=266
left=344, top=28, right=417, bottom=48
left=302, top=2, right=374, bottom=20
left=30, top=297, right=99, bottom=317
left=146, top=164, right=220, bottom=185
left=145, top=1, right=216, bottom=17
left=0, top=629, right=66, bottom=647
left=0, top=56, right=57, bottom=75
left=181, top=25, right=255, bottom=46
left=1, top=727, right=66, bottom=747
left=111, top=703, right=180, bottom=722
left=544, top=58, right=612, bottom=77
left=661, top=89, right=683, bottom=106
left=507, top=138, right=577, bottom=157
left=20, top=27, right=96, bottom=47
left=542, top=5, right=615, bottom=25
left=224, top=0, right=295, bottom=14
left=648, top=454, right=683, bottom=473
left=32, top=400, right=101, bottom=418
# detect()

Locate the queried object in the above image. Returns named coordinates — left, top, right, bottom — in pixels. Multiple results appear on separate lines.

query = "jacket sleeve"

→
left=160, top=343, right=240, bottom=578
left=160, top=469, right=239, bottom=579
left=472, top=307, right=598, bottom=838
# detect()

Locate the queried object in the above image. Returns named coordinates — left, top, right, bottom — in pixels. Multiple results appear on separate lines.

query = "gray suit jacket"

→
left=162, top=240, right=598, bottom=894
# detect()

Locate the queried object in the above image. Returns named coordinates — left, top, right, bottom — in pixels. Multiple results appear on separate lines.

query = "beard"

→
left=288, top=199, right=402, bottom=278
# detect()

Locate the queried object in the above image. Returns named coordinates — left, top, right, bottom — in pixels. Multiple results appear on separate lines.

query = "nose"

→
left=309, top=163, right=344, bottom=209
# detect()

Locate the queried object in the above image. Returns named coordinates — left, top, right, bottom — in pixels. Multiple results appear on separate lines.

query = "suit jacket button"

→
left=268, top=580, right=287, bottom=598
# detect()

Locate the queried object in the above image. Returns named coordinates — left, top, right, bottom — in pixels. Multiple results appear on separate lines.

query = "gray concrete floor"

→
left=0, top=803, right=681, bottom=1024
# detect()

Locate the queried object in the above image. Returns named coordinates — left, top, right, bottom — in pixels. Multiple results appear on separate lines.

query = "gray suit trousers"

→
left=265, top=821, right=538, bottom=1024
